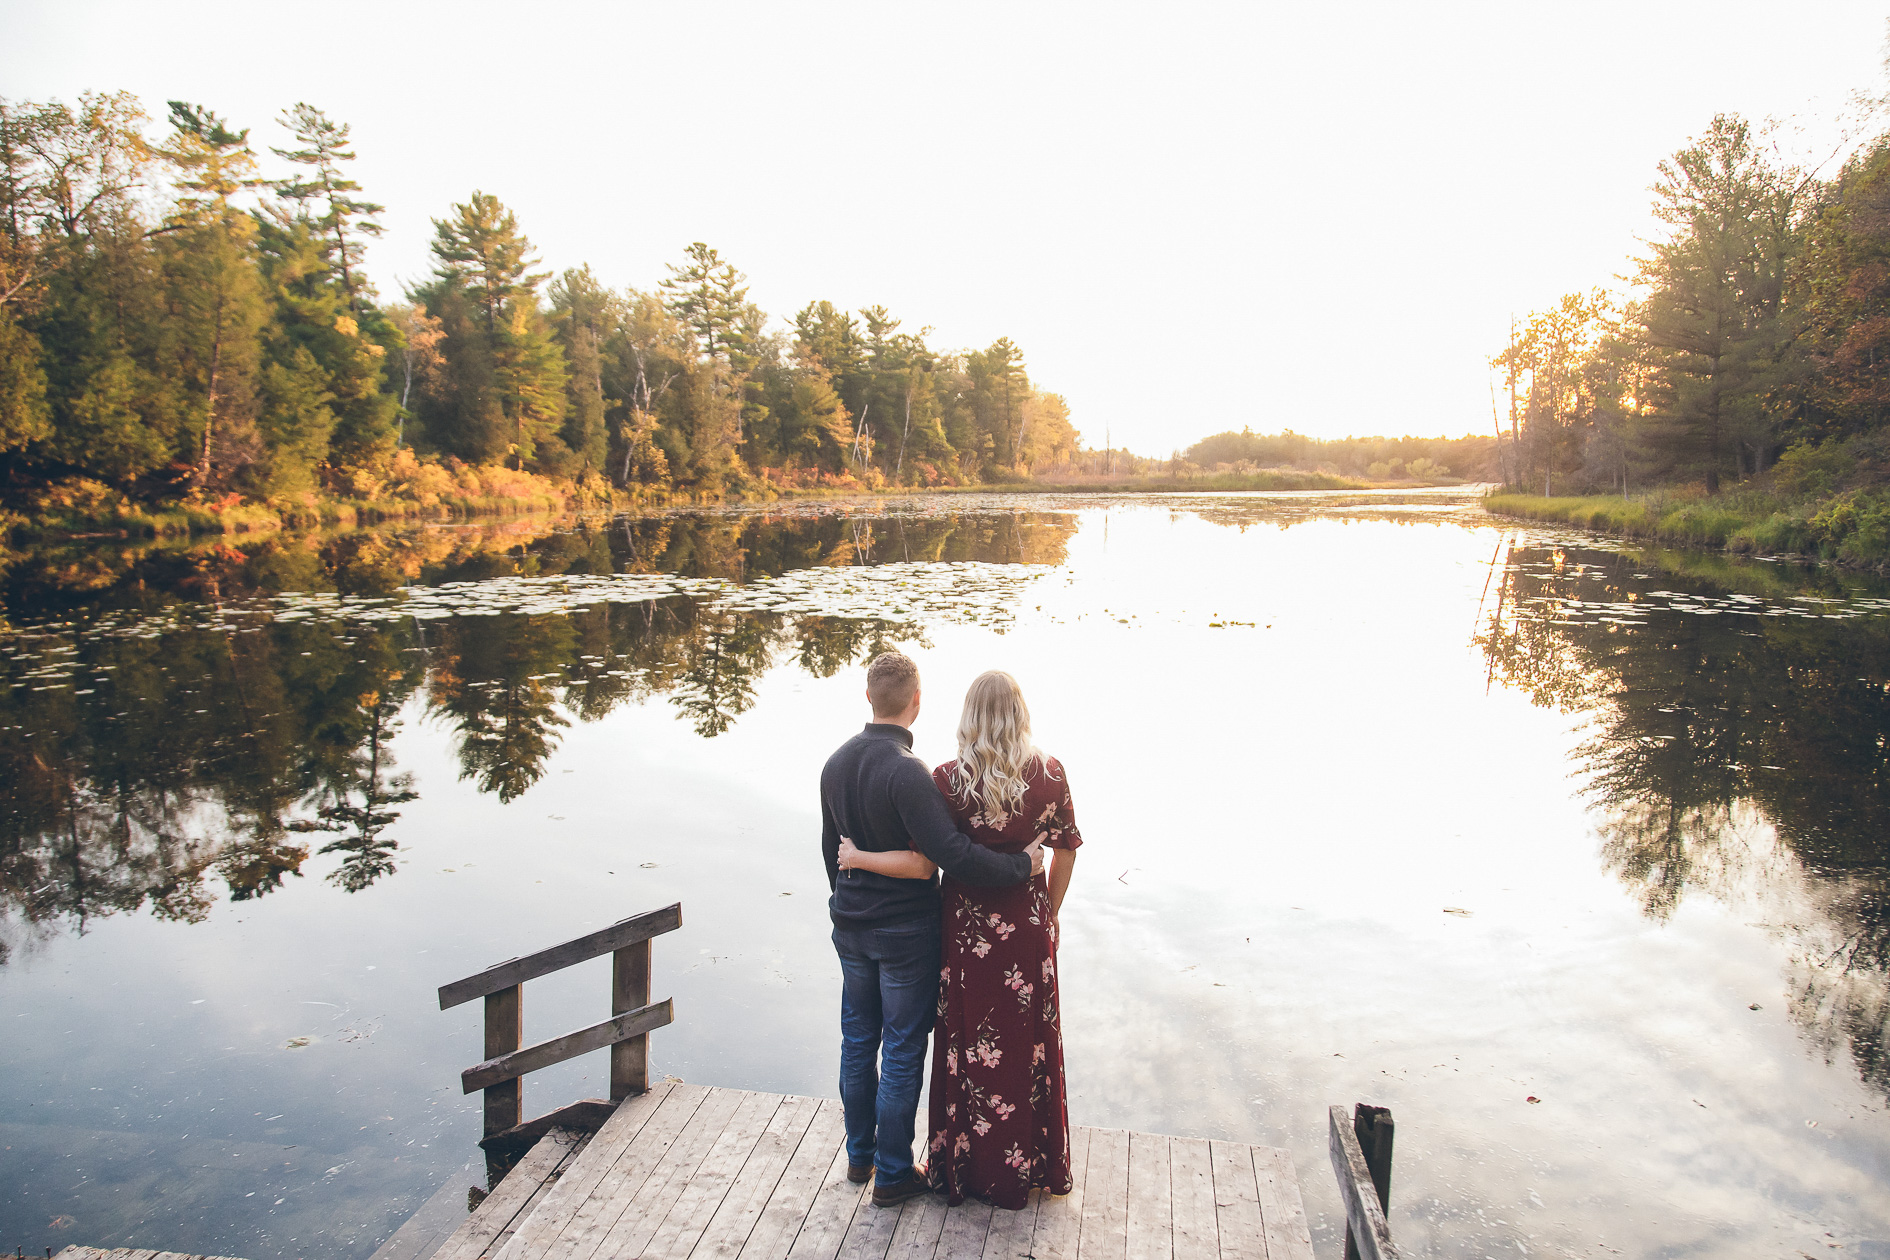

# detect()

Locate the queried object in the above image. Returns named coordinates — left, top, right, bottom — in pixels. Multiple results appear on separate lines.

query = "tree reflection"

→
left=290, top=686, right=418, bottom=892
left=1478, top=541, right=1890, bottom=1091
left=0, top=509, right=1068, bottom=946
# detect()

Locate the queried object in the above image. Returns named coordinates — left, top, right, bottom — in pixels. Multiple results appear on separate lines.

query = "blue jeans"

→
left=832, top=917, right=941, bottom=1184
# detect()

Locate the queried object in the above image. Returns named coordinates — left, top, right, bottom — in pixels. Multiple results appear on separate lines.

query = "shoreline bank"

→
left=1482, top=491, right=1890, bottom=573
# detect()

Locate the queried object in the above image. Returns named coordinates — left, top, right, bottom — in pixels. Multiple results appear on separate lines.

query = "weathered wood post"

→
left=1344, top=1105, right=1394, bottom=1260
left=611, top=938, right=652, bottom=1100
left=1331, top=1102, right=1399, bottom=1260
left=483, top=985, right=522, bottom=1140
left=441, top=902, right=681, bottom=1159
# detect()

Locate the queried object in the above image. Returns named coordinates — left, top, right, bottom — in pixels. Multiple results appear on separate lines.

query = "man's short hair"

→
left=866, top=651, right=920, bottom=717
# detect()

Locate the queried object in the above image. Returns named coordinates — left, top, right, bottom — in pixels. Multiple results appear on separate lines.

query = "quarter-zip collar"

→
left=862, top=722, right=914, bottom=749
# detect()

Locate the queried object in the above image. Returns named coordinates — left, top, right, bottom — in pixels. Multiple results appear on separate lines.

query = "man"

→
left=820, top=651, right=1043, bottom=1207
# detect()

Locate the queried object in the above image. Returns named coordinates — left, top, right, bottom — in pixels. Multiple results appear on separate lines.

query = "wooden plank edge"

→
left=461, top=1000, right=673, bottom=1093
left=1328, top=1105, right=1398, bottom=1260
left=439, top=904, right=682, bottom=1009
left=367, top=1165, right=482, bottom=1260
left=478, top=1099, right=617, bottom=1156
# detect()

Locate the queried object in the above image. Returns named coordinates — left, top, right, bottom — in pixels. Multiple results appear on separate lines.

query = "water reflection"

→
left=1477, top=540, right=1890, bottom=1093
left=7, top=495, right=1890, bottom=1260
left=0, top=511, right=1074, bottom=949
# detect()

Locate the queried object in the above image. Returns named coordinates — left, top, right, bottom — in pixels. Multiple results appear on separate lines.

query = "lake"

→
left=3, top=490, right=1887, bottom=1259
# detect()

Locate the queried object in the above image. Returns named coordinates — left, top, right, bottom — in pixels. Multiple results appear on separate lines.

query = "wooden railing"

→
left=439, top=903, right=682, bottom=1145
left=1329, top=1102, right=1398, bottom=1260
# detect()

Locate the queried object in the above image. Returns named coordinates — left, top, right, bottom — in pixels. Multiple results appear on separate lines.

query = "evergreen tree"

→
left=1634, top=114, right=1804, bottom=491
left=967, top=337, right=1027, bottom=473
left=154, top=102, right=270, bottom=489
left=549, top=265, right=613, bottom=476
left=414, top=193, right=565, bottom=469
left=0, top=88, right=1100, bottom=523
left=271, top=104, right=383, bottom=313
left=661, top=241, right=749, bottom=365
left=1796, top=135, right=1890, bottom=442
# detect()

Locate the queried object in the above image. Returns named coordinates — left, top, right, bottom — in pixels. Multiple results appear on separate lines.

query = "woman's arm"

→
left=1047, top=846, right=1077, bottom=918
left=836, top=834, right=938, bottom=880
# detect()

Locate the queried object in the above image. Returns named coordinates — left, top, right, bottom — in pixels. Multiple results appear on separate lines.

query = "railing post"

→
left=611, top=939, right=652, bottom=1100
left=1343, top=1104, right=1394, bottom=1260
left=484, top=985, right=522, bottom=1140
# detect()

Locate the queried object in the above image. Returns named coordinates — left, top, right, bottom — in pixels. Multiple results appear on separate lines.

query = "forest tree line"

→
left=1182, top=428, right=1495, bottom=482
left=0, top=92, right=1083, bottom=527
left=1492, top=111, right=1890, bottom=503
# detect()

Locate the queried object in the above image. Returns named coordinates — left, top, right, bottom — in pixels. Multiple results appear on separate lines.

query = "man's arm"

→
left=820, top=791, right=841, bottom=891
left=893, top=765, right=1031, bottom=887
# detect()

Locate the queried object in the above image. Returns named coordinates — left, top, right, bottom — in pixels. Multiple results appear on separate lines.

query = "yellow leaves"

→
left=334, top=315, right=359, bottom=337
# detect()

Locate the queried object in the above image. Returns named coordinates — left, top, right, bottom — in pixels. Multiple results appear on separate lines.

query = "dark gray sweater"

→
left=820, top=723, right=1030, bottom=929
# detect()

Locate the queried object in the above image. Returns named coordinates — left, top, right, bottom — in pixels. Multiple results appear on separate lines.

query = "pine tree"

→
left=429, top=192, right=543, bottom=335
left=416, top=193, right=564, bottom=470
left=271, top=104, right=383, bottom=313
left=549, top=266, right=613, bottom=475
left=660, top=242, right=749, bottom=364
left=154, top=102, right=270, bottom=488
left=1634, top=114, right=1804, bottom=491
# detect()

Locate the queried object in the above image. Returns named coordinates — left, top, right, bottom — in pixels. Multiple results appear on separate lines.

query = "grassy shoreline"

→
left=1483, top=489, right=1890, bottom=572
left=7, top=466, right=1455, bottom=545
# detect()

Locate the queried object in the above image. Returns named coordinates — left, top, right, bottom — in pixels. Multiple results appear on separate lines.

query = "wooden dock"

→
left=57, top=900, right=1403, bottom=1260
left=416, top=1080, right=1314, bottom=1260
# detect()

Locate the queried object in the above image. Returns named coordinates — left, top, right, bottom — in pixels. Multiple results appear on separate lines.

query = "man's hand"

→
left=1026, top=839, right=1046, bottom=877
left=837, top=834, right=861, bottom=871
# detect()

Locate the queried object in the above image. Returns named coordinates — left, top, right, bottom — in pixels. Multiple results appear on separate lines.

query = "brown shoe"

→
left=847, top=1163, right=872, bottom=1185
left=871, top=1172, right=931, bottom=1208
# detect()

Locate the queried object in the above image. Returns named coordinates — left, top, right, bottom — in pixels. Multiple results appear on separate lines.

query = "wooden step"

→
left=428, top=1126, right=593, bottom=1260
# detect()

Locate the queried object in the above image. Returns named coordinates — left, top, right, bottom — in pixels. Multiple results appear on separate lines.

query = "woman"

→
left=837, top=670, right=1080, bottom=1208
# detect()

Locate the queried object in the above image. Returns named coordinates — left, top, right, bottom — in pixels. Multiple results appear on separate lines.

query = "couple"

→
left=819, top=651, right=1082, bottom=1211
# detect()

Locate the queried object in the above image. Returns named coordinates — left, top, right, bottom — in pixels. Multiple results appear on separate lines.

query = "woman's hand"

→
left=837, top=834, right=862, bottom=871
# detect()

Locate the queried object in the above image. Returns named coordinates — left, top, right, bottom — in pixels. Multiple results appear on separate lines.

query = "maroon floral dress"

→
left=925, top=755, right=1082, bottom=1208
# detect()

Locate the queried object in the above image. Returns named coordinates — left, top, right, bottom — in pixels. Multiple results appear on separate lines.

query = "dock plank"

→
left=531, top=1082, right=708, bottom=1260
left=433, top=1127, right=583, bottom=1260
left=742, top=1100, right=849, bottom=1260
left=1208, top=1142, right=1264, bottom=1260
left=586, top=1085, right=745, bottom=1259
left=1167, top=1138, right=1219, bottom=1260
left=1031, top=1125, right=1090, bottom=1260
left=693, top=1093, right=824, bottom=1259
left=642, top=1087, right=783, bottom=1258
left=1077, top=1127, right=1129, bottom=1260
left=1252, top=1146, right=1315, bottom=1260
left=369, top=1165, right=477, bottom=1260
left=979, top=1190, right=1041, bottom=1260
left=386, top=1086, right=1315, bottom=1260
left=488, top=1136, right=591, bottom=1259
left=491, top=1080, right=678, bottom=1260
left=1126, top=1132, right=1173, bottom=1260
left=784, top=1123, right=871, bottom=1260
left=833, top=1190, right=903, bottom=1260
left=886, top=1193, right=948, bottom=1259
left=935, top=1197, right=994, bottom=1258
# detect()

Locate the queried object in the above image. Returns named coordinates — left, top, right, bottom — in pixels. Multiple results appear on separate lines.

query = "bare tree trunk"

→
left=1705, top=360, right=1722, bottom=495
left=197, top=290, right=228, bottom=488
left=896, top=374, right=912, bottom=479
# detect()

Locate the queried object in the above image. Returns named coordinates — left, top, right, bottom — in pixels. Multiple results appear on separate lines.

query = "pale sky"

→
left=3, top=1, right=1885, bottom=454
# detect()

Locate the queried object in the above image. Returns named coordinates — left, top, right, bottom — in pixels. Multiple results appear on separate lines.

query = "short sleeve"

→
left=1038, top=756, right=1083, bottom=850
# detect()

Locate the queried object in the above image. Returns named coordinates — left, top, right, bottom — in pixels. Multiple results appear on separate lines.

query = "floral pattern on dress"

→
left=926, top=754, right=1082, bottom=1209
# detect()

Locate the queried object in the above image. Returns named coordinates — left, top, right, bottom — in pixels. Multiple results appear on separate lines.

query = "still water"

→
left=2, top=491, right=1887, bottom=1259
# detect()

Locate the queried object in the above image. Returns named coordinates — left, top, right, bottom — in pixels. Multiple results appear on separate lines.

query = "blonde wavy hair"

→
left=948, top=670, right=1039, bottom=822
